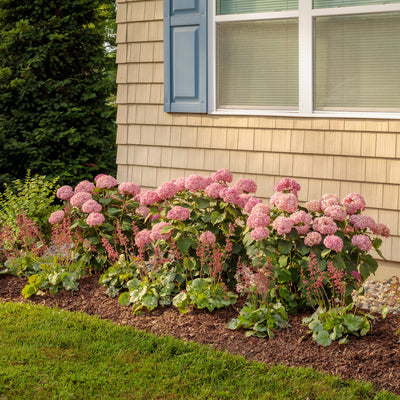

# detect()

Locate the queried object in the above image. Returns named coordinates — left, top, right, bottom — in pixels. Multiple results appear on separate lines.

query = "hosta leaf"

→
left=315, top=330, right=332, bottom=347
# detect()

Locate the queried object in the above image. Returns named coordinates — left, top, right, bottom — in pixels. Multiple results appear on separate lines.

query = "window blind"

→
left=314, top=0, right=400, bottom=9
left=217, top=0, right=298, bottom=15
left=314, top=12, right=400, bottom=111
left=217, top=19, right=299, bottom=109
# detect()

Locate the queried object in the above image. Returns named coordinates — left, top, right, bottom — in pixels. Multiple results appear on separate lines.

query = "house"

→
left=115, top=0, right=400, bottom=279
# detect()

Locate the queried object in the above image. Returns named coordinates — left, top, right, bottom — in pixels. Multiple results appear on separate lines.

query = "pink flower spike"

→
left=56, top=185, right=74, bottom=201
left=74, top=180, right=95, bottom=194
left=118, top=182, right=141, bottom=196
left=48, top=210, right=65, bottom=224
left=86, top=212, right=105, bottom=226
left=351, top=270, right=362, bottom=282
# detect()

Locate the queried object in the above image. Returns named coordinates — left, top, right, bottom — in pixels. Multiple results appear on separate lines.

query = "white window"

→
left=209, top=0, right=400, bottom=118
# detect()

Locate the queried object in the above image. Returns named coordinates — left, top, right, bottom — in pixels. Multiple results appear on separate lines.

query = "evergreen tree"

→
left=0, top=0, right=117, bottom=187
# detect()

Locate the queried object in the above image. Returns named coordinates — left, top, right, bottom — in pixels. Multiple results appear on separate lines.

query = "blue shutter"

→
left=164, top=0, right=207, bottom=113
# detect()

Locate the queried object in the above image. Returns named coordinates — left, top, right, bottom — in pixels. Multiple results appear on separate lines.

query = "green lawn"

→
left=0, top=302, right=398, bottom=400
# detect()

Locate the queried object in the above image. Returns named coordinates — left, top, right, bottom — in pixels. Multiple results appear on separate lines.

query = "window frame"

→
left=207, top=0, right=400, bottom=119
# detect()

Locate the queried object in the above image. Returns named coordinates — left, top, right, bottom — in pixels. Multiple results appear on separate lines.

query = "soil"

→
left=1, top=273, right=400, bottom=396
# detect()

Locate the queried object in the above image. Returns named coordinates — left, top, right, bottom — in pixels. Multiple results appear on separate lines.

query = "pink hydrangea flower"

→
left=167, top=206, right=191, bottom=221
left=220, top=187, right=242, bottom=205
left=185, top=174, right=208, bottom=191
left=157, top=181, right=179, bottom=200
left=343, top=193, right=366, bottom=215
left=118, top=182, right=141, bottom=196
left=304, top=231, right=322, bottom=246
left=323, top=235, right=344, bottom=252
left=247, top=213, right=271, bottom=229
left=244, top=197, right=263, bottom=214
left=75, top=180, right=95, bottom=194
left=86, top=212, right=105, bottom=226
left=56, top=185, right=74, bottom=201
left=274, top=192, right=298, bottom=214
left=135, top=206, right=150, bottom=218
left=312, top=216, right=337, bottom=235
left=250, top=227, right=270, bottom=241
left=94, top=174, right=107, bottom=182
left=251, top=203, right=270, bottom=215
left=274, top=178, right=301, bottom=195
left=273, top=216, right=294, bottom=235
left=236, top=178, right=257, bottom=194
left=81, top=199, right=102, bottom=214
left=351, top=234, right=372, bottom=251
left=139, top=190, right=160, bottom=206
left=70, top=192, right=92, bottom=207
left=305, top=200, right=321, bottom=213
left=238, top=194, right=251, bottom=209
left=290, top=210, right=312, bottom=235
left=96, top=175, right=118, bottom=189
left=324, top=205, right=347, bottom=222
left=173, top=177, right=187, bottom=191
left=349, top=215, right=375, bottom=230
left=199, top=231, right=216, bottom=245
left=205, top=182, right=224, bottom=199
left=371, top=223, right=391, bottom=238
left=135, top=229, right=152, bottom=248
left=320, top=194, right=340, bottom=212
left=150, top=213, right=161, bottom=222
left=150, top=222, right=173, bottom=241
left=211, top=168, right=233, bottom=183
left=48, top=210, right=65, bottom=224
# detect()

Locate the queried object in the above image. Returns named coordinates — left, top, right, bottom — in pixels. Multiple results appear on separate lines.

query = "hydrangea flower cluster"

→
left=139, top=190, right=160, bottom=206
left=70, top=192, right=92, bottom=207
left=185, top=174, right=209, bottom=191
left=343, top=192, right=366, bottom=215
left=323, top=235, right=344, bottom=252
left=273, top=216, right=294, bottom=235
left=48, top=210, right=65, bottom=224
left=274, top=178, right=301, bottom=195
left=199, top=231, right=216, bottom=244
left=304, top=231, right=322, bottom=247
left=118, top=182, right=141, bottom=197
left=312, top=216, right=338, bottom=236
left=56, top=185, right=74, bottom=201
left=86, top=212, right=105, bottom=226
left=324, top=205, right=347, bottom=222
left=150, top=222, right=173, bottom=241
left=75, top=180, right=95, bottom=194
left=290, top=210, right=312, bottom=235
left=351, top=234, right=372, bottom=251
left=211, top=168, right=233, bottom=183
left=81, top=199, right=102, bottom=214
left=135, top=229, right=152, bottom=248
left=236, top=178, right=257, bottom=194
left=96, top=175, right=118, bottom=189
left=204, top=182, right=224, bottom=199
left=247, top=202, right=271, bottom=239
left=167, top=206, right=191, bottom=221
left=157, top=181, right=179, bottom=200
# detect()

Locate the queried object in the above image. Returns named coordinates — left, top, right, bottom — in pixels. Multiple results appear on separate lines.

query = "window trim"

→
left=208, top=0, right=400, bottom=119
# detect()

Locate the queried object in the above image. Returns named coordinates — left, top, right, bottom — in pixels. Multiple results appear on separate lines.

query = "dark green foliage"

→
left=0, top=0, right=117, bottom=187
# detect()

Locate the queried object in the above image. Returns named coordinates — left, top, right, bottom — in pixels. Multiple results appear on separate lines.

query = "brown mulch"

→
left=1, top=273, right=400, bottom=396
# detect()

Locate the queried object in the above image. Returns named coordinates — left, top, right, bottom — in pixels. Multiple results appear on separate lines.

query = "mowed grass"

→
left=0, top=302, right=398, bottom=400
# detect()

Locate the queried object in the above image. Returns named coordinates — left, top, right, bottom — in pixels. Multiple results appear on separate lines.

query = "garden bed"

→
left=1, top=272, right=399, bottom=396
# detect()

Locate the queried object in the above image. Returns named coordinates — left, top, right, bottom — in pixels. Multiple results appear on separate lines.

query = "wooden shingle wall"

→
left=115, top=0, right=400, bottom=276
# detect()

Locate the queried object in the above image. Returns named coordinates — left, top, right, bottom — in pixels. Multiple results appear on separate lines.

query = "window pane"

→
left=217, top=20, right=298, bottom=109
left=314, top=13, right=400, bottom=111
left=217, top=0, right=298, bottom=15
left=314, top=0, right=400, bottom=9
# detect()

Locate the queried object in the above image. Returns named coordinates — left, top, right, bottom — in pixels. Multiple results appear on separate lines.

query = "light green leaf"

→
left=315, top=330, right=332, bottom=347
